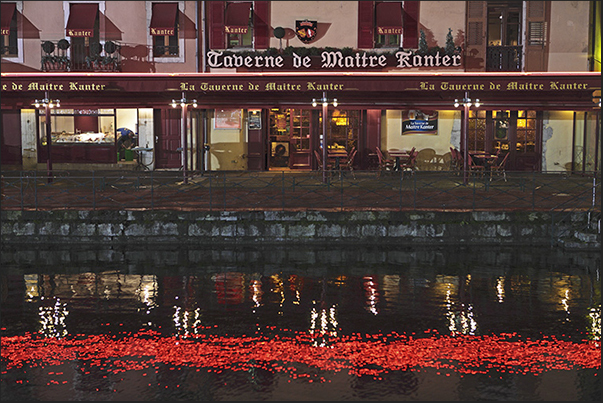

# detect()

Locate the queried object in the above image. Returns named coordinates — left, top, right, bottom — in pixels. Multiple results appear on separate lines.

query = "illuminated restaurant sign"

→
left=206, top=49, right=462, bottom=70
left=2, top=73, right=599, bottom=104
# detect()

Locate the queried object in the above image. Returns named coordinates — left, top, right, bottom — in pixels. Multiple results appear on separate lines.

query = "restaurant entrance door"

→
left=467, top=109, right=542, bottom=171
left=268, top=108, right=313, bottom=170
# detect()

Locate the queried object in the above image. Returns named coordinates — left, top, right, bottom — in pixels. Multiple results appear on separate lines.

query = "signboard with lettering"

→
left=402, top=110, right=438, bottom=135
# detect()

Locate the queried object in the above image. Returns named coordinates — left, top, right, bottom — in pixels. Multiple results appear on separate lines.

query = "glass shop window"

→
left=39, top=109, right=116, bottom=146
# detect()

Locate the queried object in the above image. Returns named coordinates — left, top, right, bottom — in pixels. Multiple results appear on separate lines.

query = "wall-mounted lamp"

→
left=454, top=96, right=480, bottom=108
left=454, top=91, right=481, bottom=185
left=33, top=92, right=61, bottom=183
left=312, top=91, right=339, bottom=183
left=169, top=92, right=198, bottom=184
left=312, top=96, right=338, bottom=108
left=34, top=97, right=61, bottom=109
left=171, top=97, right=197, bottom=109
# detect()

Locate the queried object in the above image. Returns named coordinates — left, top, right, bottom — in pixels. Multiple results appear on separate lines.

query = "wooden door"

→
left=154, top=108, right=182, bottom=169
left=1, top=110, right=22, bottom=166
left=247, top=109, right=266, bottom=171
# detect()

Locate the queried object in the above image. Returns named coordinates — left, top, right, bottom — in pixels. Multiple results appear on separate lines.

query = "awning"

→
left=149, top=3, right=178, bottom=36
left=66, top=3, right=98, bottom=37
left=1, top=3, right=16, bottom=36
left=225, top=2, right=251, bottom=34
left=376, top=2, right=402, bottom=35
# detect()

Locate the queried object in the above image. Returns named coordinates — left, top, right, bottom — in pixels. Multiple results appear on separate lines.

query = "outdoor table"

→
left=469, top=151, right=498, bottom=168
left=328, top=149, right=348, bottom=170
left=388, top=149, right=412, bottom=171
left=131, top=147, right=154, bottom=170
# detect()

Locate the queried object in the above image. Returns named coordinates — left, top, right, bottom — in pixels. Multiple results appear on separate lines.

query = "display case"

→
left=38, top=109, right=117, bottom=163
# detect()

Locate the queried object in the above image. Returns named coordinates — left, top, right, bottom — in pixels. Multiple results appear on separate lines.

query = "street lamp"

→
left=171, top=92, right=197, bottom=184
left=454, top=92, right=480, bottom=185
left=312, top=91, right=338, bottom=183
left=33, top=91, right=61, bottom=183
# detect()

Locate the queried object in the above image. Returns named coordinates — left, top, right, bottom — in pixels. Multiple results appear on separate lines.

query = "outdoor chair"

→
left=314, top=149, right=332, bottom=177
left=490, top=152, right=509, bottom=181
left=399, top=148, right=418, bottom=177
left=415, top=148, right=437, bottom=171
left=375, top=147, right=394, bottom=177
left=345, top=147, right=357, bottom=179
left=450, top=147, right=462, bottom=173
left=468, top=154, right=486, bottom=178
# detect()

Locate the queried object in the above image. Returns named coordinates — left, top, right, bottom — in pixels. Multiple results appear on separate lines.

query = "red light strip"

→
left=1, top=330, right=600, bottom=379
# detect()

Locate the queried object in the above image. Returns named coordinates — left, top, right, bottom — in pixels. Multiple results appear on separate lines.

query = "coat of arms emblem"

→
left=296, top=20, right=317, bottom=43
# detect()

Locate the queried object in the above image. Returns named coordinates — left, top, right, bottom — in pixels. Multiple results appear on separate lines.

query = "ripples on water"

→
left=1, top=244, right=600, bottom=401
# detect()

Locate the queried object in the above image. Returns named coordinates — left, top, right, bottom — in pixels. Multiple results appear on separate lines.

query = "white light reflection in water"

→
left=38, top=297, right=69, bottom=338
left=363, top=276, right=379, bottom=315
left=444, top=275, right=478, bottom=336
left=24, top=274, right=39, bottom=301
left=588, top=304, right=601, bottom=341
left=270, top=274, right=285, bottom=316
left=250, top=278, right=263, bottom=313
left=309, top=303, right=339, bottom=347
left=172, top=306, right=204, bottom=337
left=561, top=288, right=571, bottom=321
left=496, top=276, right=505, bottom=303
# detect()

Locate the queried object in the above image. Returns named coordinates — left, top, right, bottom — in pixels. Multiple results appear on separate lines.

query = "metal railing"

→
left=40, top=39, right=123, bottom=72
left=1, top=170, right=599, bottom=213
left=486, top=46, right=522, bottom=72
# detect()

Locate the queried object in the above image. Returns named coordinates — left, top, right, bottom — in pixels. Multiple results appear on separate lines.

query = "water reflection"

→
left=1, top=244, right=600, bottom=401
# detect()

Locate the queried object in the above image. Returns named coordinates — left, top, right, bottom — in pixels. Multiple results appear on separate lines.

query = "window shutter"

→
left=402, top=1, right=419, bottom=48
left=465, top=1, right=486, bottom=71
left=358, top=1, right=374, bottom=49
left=253, top=1, right=270, bottom=49
left=208, top=1, right=226, bottom=49
left=525, top=1, right=550, bottom=71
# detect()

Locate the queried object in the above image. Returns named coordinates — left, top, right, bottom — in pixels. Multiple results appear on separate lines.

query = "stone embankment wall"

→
left=1, top=210, right=596, bottom=248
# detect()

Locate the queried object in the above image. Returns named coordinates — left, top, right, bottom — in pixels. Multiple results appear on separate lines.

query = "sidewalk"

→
left=1, top=169, right=600, bottom=213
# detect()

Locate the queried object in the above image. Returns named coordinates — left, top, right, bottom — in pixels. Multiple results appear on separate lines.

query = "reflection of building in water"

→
left=23, top=273, right=158, bottom=333
left=213, top=272, right=245, bottom=305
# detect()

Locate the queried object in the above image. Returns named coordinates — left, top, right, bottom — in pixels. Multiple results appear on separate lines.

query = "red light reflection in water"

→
left=1, top=330, right=600, bottom=381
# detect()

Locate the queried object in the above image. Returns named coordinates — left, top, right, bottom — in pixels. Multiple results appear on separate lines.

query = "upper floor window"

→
left=487, top=1, right=522, bottom=46
left=225, top=1, right=253, bottom=49
left=1, top=2, right=18, bottom=57
left=150, top=2, right=180, bottom=57
left=358, top=1, right=419, bottom=49
left=374, top=2, right=402, bottom=48
left=207, top=1, right=270, bottom=51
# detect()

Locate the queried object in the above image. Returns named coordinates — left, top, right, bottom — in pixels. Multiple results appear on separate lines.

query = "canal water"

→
left=1, top=244, right=600, bottom=401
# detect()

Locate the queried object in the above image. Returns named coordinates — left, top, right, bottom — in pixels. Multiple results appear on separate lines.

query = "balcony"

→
left=41, top=39, right=123, bottom=72
left=486, top=46, right=522, bottom=72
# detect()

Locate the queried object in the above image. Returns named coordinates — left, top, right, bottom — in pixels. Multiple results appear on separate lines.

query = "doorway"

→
left=467, top=109, right=542, bottom=171
left=268, top=108, right=312, bottom=170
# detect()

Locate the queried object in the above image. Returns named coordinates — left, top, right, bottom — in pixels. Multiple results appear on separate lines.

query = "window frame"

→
left=1, top=1, right=23, bottom=63
left=146, top=0, right=185, bottom=63
left=225, top=1, right=254, bottom=50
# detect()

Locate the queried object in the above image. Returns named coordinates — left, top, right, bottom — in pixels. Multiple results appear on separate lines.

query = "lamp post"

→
left=171, top=92, right=197, bottom=184
left=312, top=91, right=338, bottom=183
left=454, top=92, right=480, bottom=185
left=33, top=91, right=60, bottom=183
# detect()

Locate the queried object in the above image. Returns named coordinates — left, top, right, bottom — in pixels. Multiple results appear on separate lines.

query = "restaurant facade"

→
left=1, top=1, right=601, bottom=174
